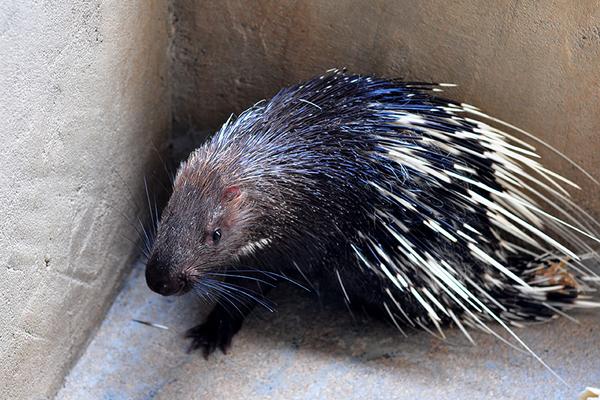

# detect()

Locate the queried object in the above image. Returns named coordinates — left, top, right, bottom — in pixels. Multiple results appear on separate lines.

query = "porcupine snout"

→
left=145, top=254, right=185, bottom=296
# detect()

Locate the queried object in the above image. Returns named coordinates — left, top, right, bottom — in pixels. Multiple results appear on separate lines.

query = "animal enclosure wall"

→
left=2, top=0, right=600, bottom=399
left=171, top=0, right=600, bottom=217
left=0, top=1, right=170, bottom=398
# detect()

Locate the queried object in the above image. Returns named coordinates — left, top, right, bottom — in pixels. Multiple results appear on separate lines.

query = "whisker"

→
left=205, top=279, right=264, bottom=309
left=138, top=218, right=154, bottom=255
left=213, top=280, right=276, bottom=312
left=112, top=167, right=144, bottom=215
left=110, top=168, right=163, bottom=258
left=191, top=281, right=210, bottom=306
left=118, top=232, right=149, bottom=259
left=201, top=280, right=246, bottom=317
left=227, top=266, right=312, bottom=292
left=194, top=284, right=236, bottom=317
left=102, top=201, right=153, bottom=254
left=144, top=177, right=161, bottom=237
left=204, top=272, right=276, bottom=287
left=150, top=140, right=176, bottom=184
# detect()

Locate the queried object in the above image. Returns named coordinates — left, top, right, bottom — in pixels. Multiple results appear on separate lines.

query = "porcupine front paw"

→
left=185, top=306, right=244, bottom=358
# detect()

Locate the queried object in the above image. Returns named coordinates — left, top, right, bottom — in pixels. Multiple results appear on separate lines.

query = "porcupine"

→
left=144, top=69, right=600, bottom=368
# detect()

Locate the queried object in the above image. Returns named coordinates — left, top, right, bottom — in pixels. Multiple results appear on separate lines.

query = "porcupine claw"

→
left=185, top=307, right=243, bottom=358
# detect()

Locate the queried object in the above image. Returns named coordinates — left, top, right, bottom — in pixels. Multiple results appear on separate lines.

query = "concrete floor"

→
left=57, top=259, right=600, bottom=400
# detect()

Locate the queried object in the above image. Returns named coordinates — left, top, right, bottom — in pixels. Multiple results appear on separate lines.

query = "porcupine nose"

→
left=145, top=258, right=182, bottom=296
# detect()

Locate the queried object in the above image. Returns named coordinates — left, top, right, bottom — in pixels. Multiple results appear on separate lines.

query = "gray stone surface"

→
left=0, top=1, right=170, bottom=398
left=58, top=259, right=600, bottom=399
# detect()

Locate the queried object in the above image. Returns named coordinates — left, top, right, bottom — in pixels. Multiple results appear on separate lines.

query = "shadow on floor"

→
left=57, top=259, right=600, bottom=400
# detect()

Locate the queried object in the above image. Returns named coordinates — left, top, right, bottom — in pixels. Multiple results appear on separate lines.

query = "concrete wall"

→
left=2, top=0, right=599, bottom=398
left=0, top=1, right=170, bottom=398
left=171, top=0, right=600, bottom=215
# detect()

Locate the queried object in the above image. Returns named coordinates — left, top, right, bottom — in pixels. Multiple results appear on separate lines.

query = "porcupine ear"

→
left=222, top=186, right=241, bottom=202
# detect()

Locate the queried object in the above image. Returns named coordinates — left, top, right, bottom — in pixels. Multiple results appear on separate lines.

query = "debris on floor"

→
left=580, top=387, right=600, bottom=400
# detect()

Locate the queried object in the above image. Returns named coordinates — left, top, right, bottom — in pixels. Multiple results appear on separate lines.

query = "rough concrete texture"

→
left=171, top=0, right=600, bottom=216
left=59, top=259, right=600, bottom=400
left=0, top=1, right=170, bottom=398
left=5, top=1, right=600, bottom=398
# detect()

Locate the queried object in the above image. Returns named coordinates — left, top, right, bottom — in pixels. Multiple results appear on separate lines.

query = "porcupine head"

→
left=143, top=129, right=298, bottom=297
left=144, top=151, right=251, bottom=296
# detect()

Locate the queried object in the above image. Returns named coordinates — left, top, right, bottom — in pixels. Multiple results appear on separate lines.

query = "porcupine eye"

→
left=212, top=228, right=222, bottom=244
